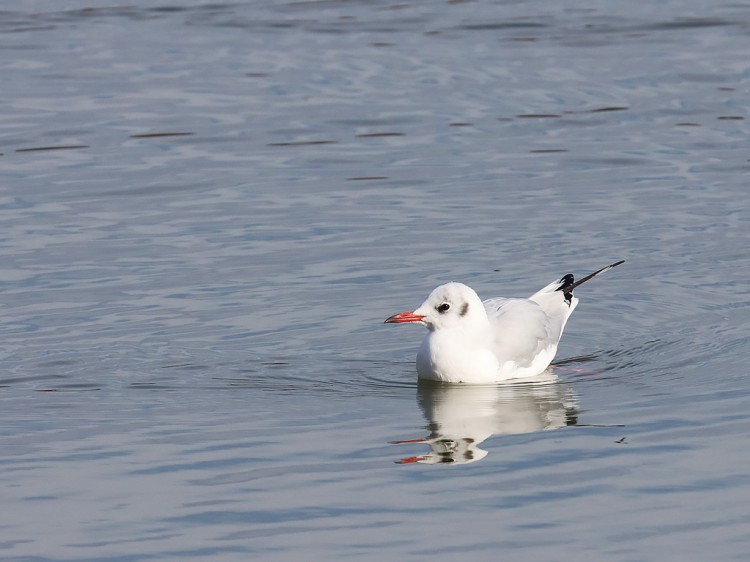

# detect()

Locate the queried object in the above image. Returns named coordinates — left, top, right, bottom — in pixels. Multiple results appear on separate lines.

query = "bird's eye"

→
left=436, top=303, right=451, bottom=313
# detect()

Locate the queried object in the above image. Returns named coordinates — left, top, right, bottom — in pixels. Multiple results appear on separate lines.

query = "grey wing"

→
left=482, top=297, right=556, bottom=367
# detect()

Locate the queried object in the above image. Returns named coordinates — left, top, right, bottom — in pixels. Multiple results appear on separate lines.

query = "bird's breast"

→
left=416, top=331, right=500, bottom=384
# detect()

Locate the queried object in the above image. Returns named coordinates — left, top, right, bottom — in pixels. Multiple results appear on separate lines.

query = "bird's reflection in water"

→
left=394, top=372, right=578, bottom=465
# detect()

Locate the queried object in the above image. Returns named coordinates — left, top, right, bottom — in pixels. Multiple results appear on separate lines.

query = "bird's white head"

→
left=385, top=282, right=487, bottom=332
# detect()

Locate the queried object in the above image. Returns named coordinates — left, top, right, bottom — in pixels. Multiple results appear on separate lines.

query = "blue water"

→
left=1, top=1, right=749, bottom=560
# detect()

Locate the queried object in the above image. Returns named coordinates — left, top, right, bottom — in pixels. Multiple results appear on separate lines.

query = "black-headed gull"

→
left=385, top=260, right=624, bottom=384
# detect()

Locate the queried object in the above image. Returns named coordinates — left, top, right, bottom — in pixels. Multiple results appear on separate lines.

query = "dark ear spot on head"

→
left=459, top=302, right=469, bottom=317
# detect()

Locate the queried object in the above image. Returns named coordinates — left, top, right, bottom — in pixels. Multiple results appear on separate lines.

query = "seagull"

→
left=384, top=260, right=624, bottom=384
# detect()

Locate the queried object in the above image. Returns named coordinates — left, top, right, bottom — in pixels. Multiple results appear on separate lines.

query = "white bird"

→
left=385, top=260, right=624, bottom=384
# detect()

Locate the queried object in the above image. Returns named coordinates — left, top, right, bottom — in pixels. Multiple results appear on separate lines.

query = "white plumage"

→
left=385, top=261, right=623, bottom=384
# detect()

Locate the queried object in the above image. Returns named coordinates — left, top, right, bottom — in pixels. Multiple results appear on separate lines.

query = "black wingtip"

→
left=557, top=260, right=625, bottom=300
left=555, top=273, right=575, bottom=304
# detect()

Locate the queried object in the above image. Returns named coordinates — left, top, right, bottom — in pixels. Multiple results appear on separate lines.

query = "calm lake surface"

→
left=1, top=1, right=749, bottom=560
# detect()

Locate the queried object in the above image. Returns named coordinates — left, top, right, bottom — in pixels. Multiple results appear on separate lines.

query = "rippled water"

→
left=1, top=1, right=749, bottom=560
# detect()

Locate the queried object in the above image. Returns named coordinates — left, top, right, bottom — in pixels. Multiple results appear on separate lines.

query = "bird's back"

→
left=482, top=277, right=577, bottom=374
left=482, top=297, right=555, bottom=370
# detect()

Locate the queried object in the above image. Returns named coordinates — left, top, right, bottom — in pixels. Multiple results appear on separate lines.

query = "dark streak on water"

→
left=15, top=144, right=89, bottom=152
left=129, top=132, right=196, bottom=138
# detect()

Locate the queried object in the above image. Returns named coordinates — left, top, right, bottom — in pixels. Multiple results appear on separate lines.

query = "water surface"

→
left=1, top=1, right=749, bottom=560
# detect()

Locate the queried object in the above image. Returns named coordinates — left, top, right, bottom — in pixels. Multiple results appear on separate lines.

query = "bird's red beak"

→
left=384, top=311, right=425, bottom=324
